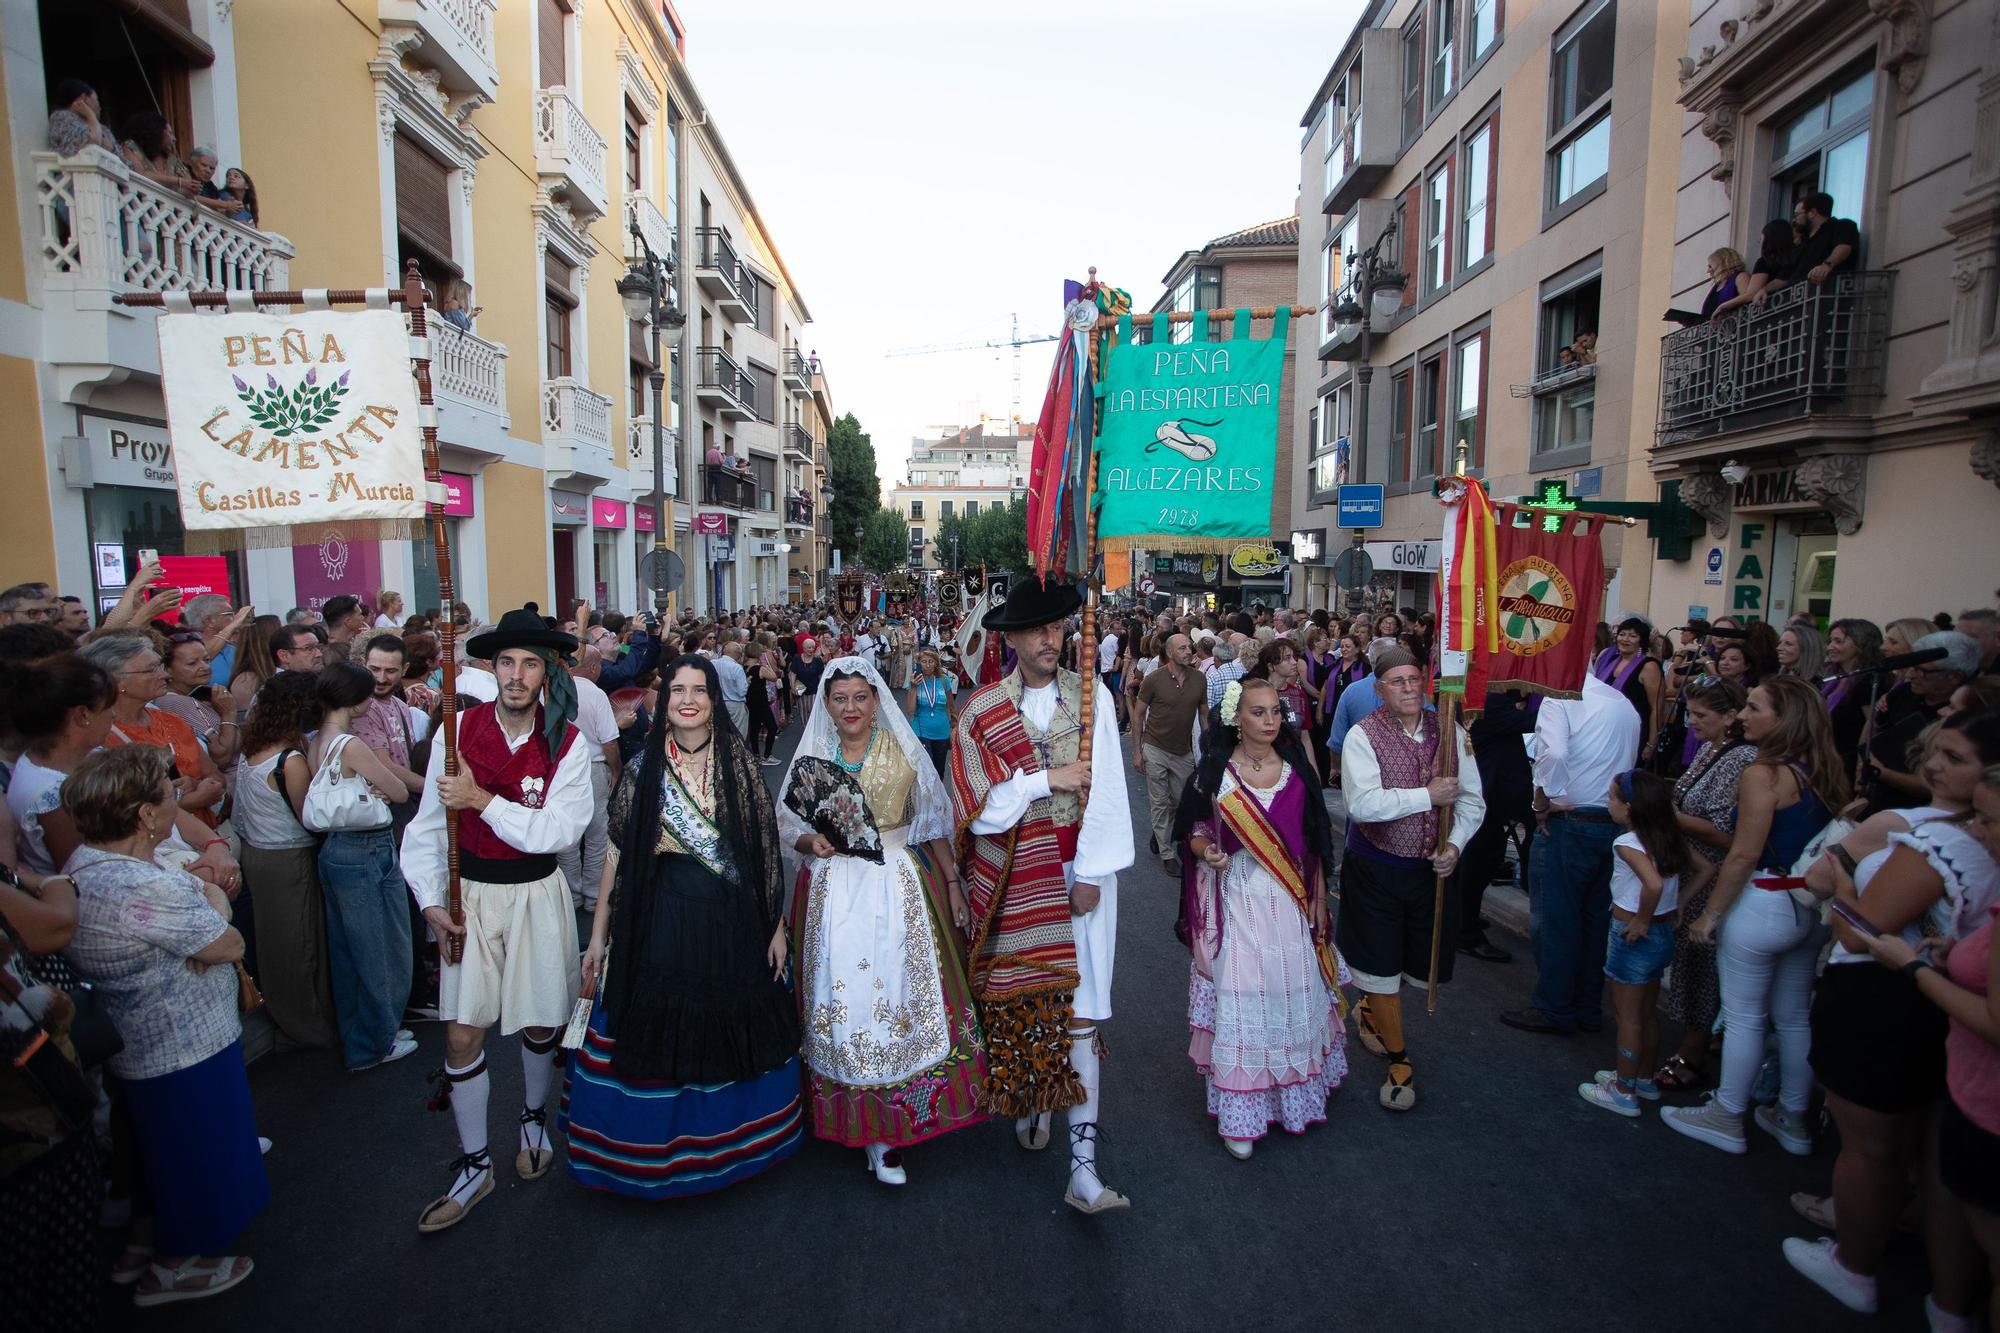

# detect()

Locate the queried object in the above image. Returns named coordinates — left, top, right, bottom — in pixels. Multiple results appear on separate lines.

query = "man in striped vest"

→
left=1336, top=647, right=1485, bottom=1112
left=951, top=576, right=1134, bottom=1214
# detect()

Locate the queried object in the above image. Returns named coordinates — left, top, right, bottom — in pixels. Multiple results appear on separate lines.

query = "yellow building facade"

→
left=3, top=0, right=825, bottom=619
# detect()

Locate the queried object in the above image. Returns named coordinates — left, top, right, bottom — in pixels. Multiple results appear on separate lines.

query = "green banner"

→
left=1095, top=307, right=1289, bottom=550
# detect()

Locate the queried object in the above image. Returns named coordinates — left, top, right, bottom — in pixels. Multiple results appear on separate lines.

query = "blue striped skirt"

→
left=560, top=1004, right=802, bottom=1200
left=117, top=1040, right=269, bottom=1255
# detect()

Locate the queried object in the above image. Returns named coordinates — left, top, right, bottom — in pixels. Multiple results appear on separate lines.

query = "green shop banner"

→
left=1095, top=307, right=1289, bottom=552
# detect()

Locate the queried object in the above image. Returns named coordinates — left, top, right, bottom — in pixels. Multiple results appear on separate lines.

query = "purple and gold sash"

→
left=1214, top=777, right=1340, bottom=991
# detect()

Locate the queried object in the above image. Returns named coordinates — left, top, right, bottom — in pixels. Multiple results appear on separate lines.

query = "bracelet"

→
left=1900, top=957, right=1933, bottom=979
left=203, top=837, right=228, bottom=851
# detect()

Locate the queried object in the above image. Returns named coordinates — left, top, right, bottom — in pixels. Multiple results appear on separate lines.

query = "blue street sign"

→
left=1335, top=483, right=1386, bottom=530
left=1573, top=466, right=1603, bottom=498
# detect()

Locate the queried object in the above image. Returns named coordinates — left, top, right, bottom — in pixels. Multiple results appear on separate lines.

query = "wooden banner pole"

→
left=1076, top=272, right=1109, bottom=798
left=1426, top=441, right=1475, bottom=1015
left=399, top=262, right=466, bottom=964
left=1093, top=303, right=1318, bottom=331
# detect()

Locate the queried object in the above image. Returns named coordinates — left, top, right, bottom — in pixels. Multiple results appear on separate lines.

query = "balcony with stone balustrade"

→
left=543, top=377, right=615, bottom=486
left=32, top=147, right=294, bottom=378
left=534, top=87, right=609, bottom=220
left=378, top=0, right=498, bottom=101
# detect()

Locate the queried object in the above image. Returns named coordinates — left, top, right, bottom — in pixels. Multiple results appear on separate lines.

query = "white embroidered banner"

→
left=156, top=310, right=425, bottom=530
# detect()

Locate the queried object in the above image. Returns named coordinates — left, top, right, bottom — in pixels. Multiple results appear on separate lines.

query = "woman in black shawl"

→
left=561, top=655, right=801, bottom=1199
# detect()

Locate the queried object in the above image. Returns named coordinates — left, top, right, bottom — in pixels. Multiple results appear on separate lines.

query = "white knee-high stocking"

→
left=520, top=1031, right=558, bottom=1151
left=1066, top=1025, right=1105, bottom=1205
left=444, top=1055, right=491, bottom=1202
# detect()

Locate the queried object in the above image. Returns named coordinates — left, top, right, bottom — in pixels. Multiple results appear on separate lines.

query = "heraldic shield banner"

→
left=1093, top=307, right=1289, bottom=552
left=1473, top=503, right=1606, bottom=700
left=156, top=309, right=427, bottom=532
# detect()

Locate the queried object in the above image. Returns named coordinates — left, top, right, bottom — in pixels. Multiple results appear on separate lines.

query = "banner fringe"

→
left=1098, top=534, right=1269, bottom=555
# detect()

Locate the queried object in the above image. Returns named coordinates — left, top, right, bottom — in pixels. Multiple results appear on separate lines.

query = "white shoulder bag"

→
left=302, top=734, right=391, bottom=833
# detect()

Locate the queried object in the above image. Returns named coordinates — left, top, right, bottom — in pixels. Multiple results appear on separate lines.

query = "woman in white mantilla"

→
left=780, top=656, right=987, bottom=1186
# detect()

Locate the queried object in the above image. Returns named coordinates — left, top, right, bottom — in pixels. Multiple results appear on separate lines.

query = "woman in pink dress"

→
left=1173, top=677, right=1346, bottom=1158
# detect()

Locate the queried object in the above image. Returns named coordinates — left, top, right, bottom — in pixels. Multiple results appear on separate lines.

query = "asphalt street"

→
left=128, top=712, right=1899, bottom=1333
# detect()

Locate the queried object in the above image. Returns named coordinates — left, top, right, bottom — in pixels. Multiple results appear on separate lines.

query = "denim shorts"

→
left=1603, top=917, right=1675, bottom=985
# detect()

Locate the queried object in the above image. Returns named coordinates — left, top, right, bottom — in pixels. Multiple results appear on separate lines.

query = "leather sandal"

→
left=1014, top=1111, right=1052, bottom=1151
left=1380, top=1060, right=1416, bottom=1112
left=516, top=1107, right=554, bottom=1181
left=418, top=1151, right=493, bottom=1234
left=130, top=1256, right=254, bottom=1307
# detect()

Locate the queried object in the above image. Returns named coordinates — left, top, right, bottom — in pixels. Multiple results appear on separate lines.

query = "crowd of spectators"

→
left=45, top=79, right=265, bottom=231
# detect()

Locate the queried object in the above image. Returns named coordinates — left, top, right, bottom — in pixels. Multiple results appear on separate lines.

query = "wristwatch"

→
left=1900, top=957, right=1934, bottom=979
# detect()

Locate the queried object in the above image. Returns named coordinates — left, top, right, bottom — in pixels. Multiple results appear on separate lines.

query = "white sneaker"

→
left=1661, top=1098, right=1747, bottom=1154
left=1222, top=1137, right=1254, bottom=1160
left=351, top=1034, right=420, bottom=1072
left=1782, top=1236, right=1878, bottom=1313
left=258, top=1136, right=272, bottom=1155
left=1754, top=1104, right=1812, bottom=1156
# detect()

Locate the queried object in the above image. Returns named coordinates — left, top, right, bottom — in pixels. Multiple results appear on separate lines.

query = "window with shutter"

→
left=539, top=0, right=568, bottom=88
left=394, top=134, right=454, bottom=265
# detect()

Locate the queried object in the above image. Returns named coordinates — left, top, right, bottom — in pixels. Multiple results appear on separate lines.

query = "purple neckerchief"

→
left=1820, top=675, right=1853, bottom=714
left=1594, top=647, right=1645, bottom=693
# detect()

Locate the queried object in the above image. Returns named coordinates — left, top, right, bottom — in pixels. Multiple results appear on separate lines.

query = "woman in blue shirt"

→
left=904, top=648, right=957, bottom=778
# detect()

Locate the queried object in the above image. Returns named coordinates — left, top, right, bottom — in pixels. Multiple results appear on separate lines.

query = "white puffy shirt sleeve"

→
left=1447, top=723, right=1486, bottom=853
left=968, top=768, right=1051, bottom=834
left=1074, top=680, right=1133, bottom=884
left=401, top=740, right=450, bottom=911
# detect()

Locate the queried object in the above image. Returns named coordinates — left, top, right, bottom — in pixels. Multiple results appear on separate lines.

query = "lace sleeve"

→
left=607, top=756, right=642, bottom=847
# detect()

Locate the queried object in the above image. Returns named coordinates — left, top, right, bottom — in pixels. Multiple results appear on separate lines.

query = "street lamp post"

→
left=1328, top=219, right=1408, bottom=613
left=618, top=218, right=687, bottom=617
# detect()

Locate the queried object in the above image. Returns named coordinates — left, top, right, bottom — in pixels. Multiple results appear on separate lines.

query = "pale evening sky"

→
left=676, top=0, right=1365, bottom=501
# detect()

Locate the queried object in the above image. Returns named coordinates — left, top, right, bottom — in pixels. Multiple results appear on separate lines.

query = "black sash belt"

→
left=459, top=851, right=557, bottom=884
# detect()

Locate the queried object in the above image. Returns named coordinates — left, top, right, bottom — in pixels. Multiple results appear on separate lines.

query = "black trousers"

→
left=745, top=687, right=779, bottom=757
left=1456, top=809, right=1516, bottom=946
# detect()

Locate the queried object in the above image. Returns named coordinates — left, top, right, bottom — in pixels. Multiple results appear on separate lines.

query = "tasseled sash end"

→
left=974, top=991, right=1086, bottom=1117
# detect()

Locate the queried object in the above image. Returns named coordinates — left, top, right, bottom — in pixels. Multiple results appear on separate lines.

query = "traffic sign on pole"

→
left=1333, top=546, right=1375, bottom=590
left=1336, top=484, right=1386, bottom=530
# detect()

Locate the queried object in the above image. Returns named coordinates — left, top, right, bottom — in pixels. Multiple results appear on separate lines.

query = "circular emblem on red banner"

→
left=1495, top=555, right=1577, bottom=658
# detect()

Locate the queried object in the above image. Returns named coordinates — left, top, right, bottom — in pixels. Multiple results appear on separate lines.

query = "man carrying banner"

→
left=1337, top=647, right=1484, bottom=1111
left=401, top=610, right=592, bottom=1232
left=951, top=576, right=1134, bottom=1214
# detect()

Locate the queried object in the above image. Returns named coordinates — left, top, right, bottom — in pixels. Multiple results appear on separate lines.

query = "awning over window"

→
left=105, top=0, right=214, bottom=67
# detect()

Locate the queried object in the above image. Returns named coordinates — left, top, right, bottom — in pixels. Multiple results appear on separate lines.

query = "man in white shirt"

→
left=715, top=641, right=751, bottom=736
left=555, top=644, right=623, bottom=913
left=952, top=576, right=1133, bottom=1214
left=1337, top=648, right=1485, bottom=1111
left=1501, top=672, right=1641, bottom=1036
left=401, top=611, right=593, bottom=1233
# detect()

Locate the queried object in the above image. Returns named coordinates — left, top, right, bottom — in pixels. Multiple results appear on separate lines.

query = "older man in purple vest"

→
left=1336, top=647, right=1484, bottom=1112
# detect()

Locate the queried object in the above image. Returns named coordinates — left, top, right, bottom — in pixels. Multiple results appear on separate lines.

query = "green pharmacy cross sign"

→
left=1531, top=479, right=1578, bottom=533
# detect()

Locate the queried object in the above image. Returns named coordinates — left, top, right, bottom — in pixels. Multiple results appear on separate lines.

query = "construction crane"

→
left=885, top=313, right=1057, bottom=432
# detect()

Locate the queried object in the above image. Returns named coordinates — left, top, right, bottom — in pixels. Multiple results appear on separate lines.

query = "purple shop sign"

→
left=291, top=524, right=383, bottom=615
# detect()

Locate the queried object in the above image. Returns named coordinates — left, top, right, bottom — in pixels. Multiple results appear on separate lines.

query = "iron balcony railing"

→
left=786, top=496, right=814, bottom=526
left=1655, top=271, right=1894, bottom=447
left=696, top=227, right=740, bottom=290
left=784, top=346, right=811, bottom=383
left=784, top=423, right=814, bottom=457
left=696, top=344, right=752, bottom=409
left=704, top=463, right=755, bottom=510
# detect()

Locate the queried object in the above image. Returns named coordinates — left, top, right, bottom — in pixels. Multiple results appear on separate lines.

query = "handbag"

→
left=234, top=960, right=264, bottom=1014
left=302, top=734, right=391, bottom=833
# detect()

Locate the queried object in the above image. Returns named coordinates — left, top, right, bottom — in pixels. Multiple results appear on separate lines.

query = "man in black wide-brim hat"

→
left=400, top=609, right=594, bottom=1233
left=949, top=576, right=1135, bottom=1215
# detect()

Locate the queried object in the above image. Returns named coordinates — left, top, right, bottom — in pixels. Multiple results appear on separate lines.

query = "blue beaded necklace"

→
left=835, top=726, right=876, bottom=773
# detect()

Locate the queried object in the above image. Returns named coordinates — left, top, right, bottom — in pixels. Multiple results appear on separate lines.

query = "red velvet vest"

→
left=454, top=703, right=578, bottom=880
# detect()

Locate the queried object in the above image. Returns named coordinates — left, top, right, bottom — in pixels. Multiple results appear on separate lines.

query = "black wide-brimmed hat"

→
left=981, top=575, right=1082, bottom=632
left=467, top=608, right=579, bottom=659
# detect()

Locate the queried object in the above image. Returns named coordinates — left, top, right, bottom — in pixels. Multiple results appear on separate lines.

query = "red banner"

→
left=1471, top=504, right=1605, bottom=700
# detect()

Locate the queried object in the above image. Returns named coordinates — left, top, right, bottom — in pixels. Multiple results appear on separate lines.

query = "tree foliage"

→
left=956, top=496, right=1031, bottom=576
left=825, top=412, right=880, bottom=564
left=857, top=506, right=910, bottom=573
